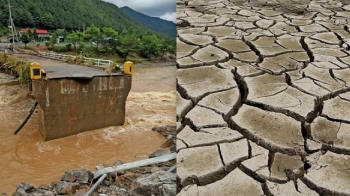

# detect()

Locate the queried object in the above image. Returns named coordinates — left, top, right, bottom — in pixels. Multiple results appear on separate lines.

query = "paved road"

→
left=14, top=54, right=176, bottom=93
left=0, top=42, right=76, bottom=48
left=13, top=54, right=122, bottom=79
left=177, top=0, right=350, bottom=195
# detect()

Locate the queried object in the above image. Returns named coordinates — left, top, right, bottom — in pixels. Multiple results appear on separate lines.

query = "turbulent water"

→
left=0, top=66, right=176, bottom=193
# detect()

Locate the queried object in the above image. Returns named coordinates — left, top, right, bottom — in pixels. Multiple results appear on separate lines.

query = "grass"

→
left=0, top=52, right=30, bottom=83
left=21, top=47, right=35, bottom=51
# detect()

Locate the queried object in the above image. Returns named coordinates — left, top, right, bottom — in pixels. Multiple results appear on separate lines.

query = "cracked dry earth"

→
left=176, top=0, right=350, bottom=195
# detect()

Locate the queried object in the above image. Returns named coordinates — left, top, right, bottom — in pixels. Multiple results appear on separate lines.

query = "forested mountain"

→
left=120, top=6, right=176, bottom=38
left=0, top=0, right=170, bottom=37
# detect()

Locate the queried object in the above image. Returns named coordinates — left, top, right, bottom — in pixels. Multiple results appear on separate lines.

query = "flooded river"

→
left=0, top=63, right=176, bottom=193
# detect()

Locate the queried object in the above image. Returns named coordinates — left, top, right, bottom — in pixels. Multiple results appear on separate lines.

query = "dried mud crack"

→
left=177, top=0, right=350, bottom=195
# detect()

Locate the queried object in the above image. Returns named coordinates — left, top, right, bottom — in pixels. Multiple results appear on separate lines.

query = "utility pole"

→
left=8, top=2, right=15, bottom=47
left=8, top=1, right=18, bottom=47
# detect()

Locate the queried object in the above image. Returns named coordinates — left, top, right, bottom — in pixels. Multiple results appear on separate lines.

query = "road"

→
left=0, top=42, right=80, bottom=48
left=13, top=54, right=176, bottom=93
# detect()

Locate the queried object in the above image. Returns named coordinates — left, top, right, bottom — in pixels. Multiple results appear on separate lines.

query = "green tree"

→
left=0, top=27, right=9, bottom=37
left=54, top=29, right=68, bottom=42
left=51, top=33, right=58, bottom=45
left=140, top=34, right=163, bottom=57
left=32, top=29, right=38, bottom=41
left=0, top=0, right=173, bottom=36
left=55, top=29, right=67, bottom=37
left=27, top=29, right=32, bottom=36
left=166, top=44, right=175, bottom=54
left=83, top=33, right=93, bottom=43
left=43, top=12, right=54, bottom=29
left=102, top=27, right=118, bottom=39
left=85, top=24, right=101, bottom=47
left=20, top=32, right=31, bottom=47
left=117, top=30, right=140, bottom=62
left=67, top=31, right=83, bottom=50
left=101, top=27, right=118, bottom=51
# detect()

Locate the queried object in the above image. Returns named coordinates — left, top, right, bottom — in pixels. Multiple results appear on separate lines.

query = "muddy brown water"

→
left=0, top=62, right=176, bottom=193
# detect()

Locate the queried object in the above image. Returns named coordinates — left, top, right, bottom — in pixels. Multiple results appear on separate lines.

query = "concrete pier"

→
left=29, top=58, right=132, bottom=140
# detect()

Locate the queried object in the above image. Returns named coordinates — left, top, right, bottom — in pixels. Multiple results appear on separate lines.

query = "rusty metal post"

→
left=27, top=79, right=32, bottom=93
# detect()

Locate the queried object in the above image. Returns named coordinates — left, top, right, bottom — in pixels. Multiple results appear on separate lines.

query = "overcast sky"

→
left=104, top=0, right=176, bottom=23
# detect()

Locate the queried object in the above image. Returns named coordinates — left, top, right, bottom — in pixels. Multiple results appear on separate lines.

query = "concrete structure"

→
left=30, top=60, right=131, bottom=140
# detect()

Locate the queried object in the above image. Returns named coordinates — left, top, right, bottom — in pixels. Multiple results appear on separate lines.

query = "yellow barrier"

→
left=30, top=62, right=42, bottom=80
left=124, top=61, right=134, bottom=75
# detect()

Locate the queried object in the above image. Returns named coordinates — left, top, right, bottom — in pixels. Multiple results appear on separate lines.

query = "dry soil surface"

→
left=177, top=0, right=350, bottom=195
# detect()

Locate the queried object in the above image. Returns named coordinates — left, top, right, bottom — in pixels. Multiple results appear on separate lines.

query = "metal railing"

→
left=85, top=153, right=176, bottom=196
left=37, top=51, right=114, bottom=67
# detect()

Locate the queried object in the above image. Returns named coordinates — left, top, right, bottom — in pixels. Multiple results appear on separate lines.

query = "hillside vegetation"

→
left=0, top=0, right=172, bottom=39
left=0, top=0, right=176, bottom=60
left=120, top=6, right=176, bottom=38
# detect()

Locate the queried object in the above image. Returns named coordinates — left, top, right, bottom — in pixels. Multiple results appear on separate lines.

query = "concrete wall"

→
left=32, top=75, right=131, bottom=141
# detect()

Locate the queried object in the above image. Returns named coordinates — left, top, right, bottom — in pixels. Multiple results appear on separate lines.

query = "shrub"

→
left=75, top=55, right=84, bottom=64
left=66, top=56, right=75, bottom=63
left=0, top=53, right=30, bottom=83
left=45, top=41, right=52, bottom=47
left=86, top=60, right=95, bottom=67
left=97, top=47, right=107, bottom=54
left=77, top=42, right=86, bottom=53
left=65, top=44, right=72, bottom=51
left=52, top=46, right=70, bottom=53
left=24, top=47, right=34, bottom=51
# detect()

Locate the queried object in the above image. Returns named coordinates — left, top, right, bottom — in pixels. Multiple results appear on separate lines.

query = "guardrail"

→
left=37, top=51, right=114, bottom=67
left=85, top=153, right=176, bottom=196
